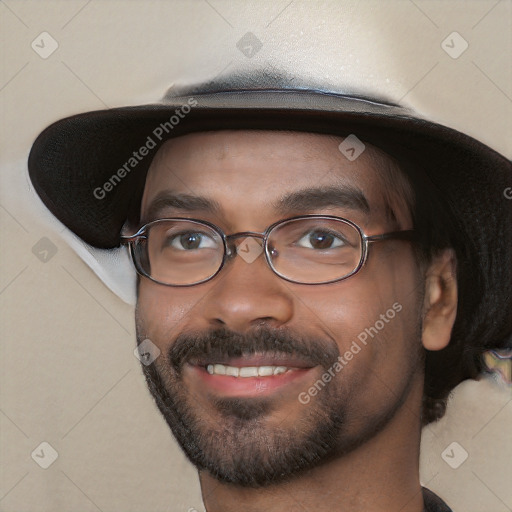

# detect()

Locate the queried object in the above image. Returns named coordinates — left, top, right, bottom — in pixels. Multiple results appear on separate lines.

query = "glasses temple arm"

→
left=365, top=230, right=417, bottom=243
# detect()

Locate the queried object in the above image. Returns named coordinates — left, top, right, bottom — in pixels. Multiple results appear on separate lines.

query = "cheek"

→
left=136, top=280, right=203, bottom=351
left=295, top=262, right=421, bottom=344
left=293, top=248, right=423, bottom=384
left=294, top=284, right=423, bottom=427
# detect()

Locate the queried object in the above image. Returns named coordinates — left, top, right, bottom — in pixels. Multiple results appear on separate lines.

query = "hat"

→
left=27, top=72, right=511, bottom=354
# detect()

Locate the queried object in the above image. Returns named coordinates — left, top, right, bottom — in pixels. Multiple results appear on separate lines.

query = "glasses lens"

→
left=267, top=217, right=363, bottom=284
left=135, top=220, right=224, bottom=285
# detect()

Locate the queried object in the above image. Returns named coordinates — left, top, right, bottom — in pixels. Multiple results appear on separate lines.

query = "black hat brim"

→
left=28, top=90, right=512, bottom=352
left=28, top=89, right=511, bottom=248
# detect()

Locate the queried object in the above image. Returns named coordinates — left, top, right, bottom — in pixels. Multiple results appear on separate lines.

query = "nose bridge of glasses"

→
left=225, top=231, right=266, bottom=258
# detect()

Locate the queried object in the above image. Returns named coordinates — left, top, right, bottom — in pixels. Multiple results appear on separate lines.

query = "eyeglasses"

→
left=121, top=215, right=415, bottom=286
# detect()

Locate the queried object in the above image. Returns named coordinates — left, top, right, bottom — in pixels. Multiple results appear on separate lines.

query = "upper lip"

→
left=189, top=352, right=316, bottom=369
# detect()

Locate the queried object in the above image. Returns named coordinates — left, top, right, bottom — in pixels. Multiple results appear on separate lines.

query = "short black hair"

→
left=390, top=153, right=510, bottom=425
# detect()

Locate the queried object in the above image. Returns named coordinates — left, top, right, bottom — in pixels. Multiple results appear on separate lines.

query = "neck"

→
left=198, top=378, right=425, bottom=512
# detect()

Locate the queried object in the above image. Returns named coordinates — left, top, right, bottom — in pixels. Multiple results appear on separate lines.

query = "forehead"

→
left=140, top=130, right=410, bottom=229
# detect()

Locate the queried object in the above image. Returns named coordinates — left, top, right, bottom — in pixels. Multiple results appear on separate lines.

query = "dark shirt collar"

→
left=423, top=487, right=453, bottom=512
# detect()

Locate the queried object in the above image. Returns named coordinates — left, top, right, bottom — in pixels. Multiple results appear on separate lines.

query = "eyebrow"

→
left=143, top=192, right=222, bottom=222
left=143, top=185, right=370, bottom=223
left=273, top=186, right=370, bottom=216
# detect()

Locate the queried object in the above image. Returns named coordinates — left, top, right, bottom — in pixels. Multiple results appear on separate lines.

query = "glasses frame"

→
left=121, top=215, right=416, bottom=287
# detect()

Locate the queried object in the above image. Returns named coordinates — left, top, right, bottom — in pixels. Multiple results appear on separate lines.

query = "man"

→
left=28, top=78, right=511, bottom=511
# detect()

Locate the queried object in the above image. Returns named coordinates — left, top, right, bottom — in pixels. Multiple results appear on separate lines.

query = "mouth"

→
left=206, top=363, right=294, bottom=377
left=185, top=353, right=318, bottom=398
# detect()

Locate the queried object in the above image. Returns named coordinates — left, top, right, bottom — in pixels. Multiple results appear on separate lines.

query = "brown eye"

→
left=164, top=231, right=217, bottom=251
left=296, top=229, right=345, bottom=250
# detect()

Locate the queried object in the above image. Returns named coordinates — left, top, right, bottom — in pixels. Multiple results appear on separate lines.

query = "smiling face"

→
left=133, top=130, right=428, bottom=486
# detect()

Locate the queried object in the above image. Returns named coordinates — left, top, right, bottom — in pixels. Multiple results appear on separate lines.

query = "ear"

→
left=422, top=249, right=458, bottom=351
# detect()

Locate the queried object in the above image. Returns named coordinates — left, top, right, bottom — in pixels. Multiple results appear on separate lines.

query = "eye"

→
left=165, top=231, right=218, bottom=251
left=295, top=229, right=346, bottom=250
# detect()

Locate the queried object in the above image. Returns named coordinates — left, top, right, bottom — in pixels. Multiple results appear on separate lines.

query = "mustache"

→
left=167, top=326, right=340, bottom=373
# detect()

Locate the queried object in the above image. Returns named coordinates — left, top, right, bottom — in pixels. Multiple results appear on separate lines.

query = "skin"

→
left=131, top=130, right=458, bottom=512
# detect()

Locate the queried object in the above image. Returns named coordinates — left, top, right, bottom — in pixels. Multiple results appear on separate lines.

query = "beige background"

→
left=1, top=1, right=511, bottom=511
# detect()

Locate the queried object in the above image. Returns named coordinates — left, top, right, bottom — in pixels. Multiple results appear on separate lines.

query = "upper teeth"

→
left=206, top=364, right=290, bottom=377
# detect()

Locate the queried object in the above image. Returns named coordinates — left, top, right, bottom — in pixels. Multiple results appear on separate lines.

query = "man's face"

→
left=135, top=130, right=425, bottom=486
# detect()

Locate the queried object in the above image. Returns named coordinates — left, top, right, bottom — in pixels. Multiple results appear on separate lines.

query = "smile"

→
left=185, top=353, right=318, bottom=398
left=206, top=364, right=291, bottom=377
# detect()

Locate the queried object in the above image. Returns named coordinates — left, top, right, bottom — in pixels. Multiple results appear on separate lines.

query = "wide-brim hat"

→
left=28, top=77, right=512, bottom=243
left=28, top=74, right=511, bottom=354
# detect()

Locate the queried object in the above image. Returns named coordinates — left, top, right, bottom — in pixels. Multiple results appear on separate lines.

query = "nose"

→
left=200, top=244, right=294, bottom=332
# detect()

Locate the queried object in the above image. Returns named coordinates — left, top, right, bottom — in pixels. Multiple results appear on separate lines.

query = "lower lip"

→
left=187, top=365, right=316, bottom=398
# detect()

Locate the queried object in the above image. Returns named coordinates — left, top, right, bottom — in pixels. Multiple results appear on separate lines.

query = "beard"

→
left=136, top=324, right=422, bottom=488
